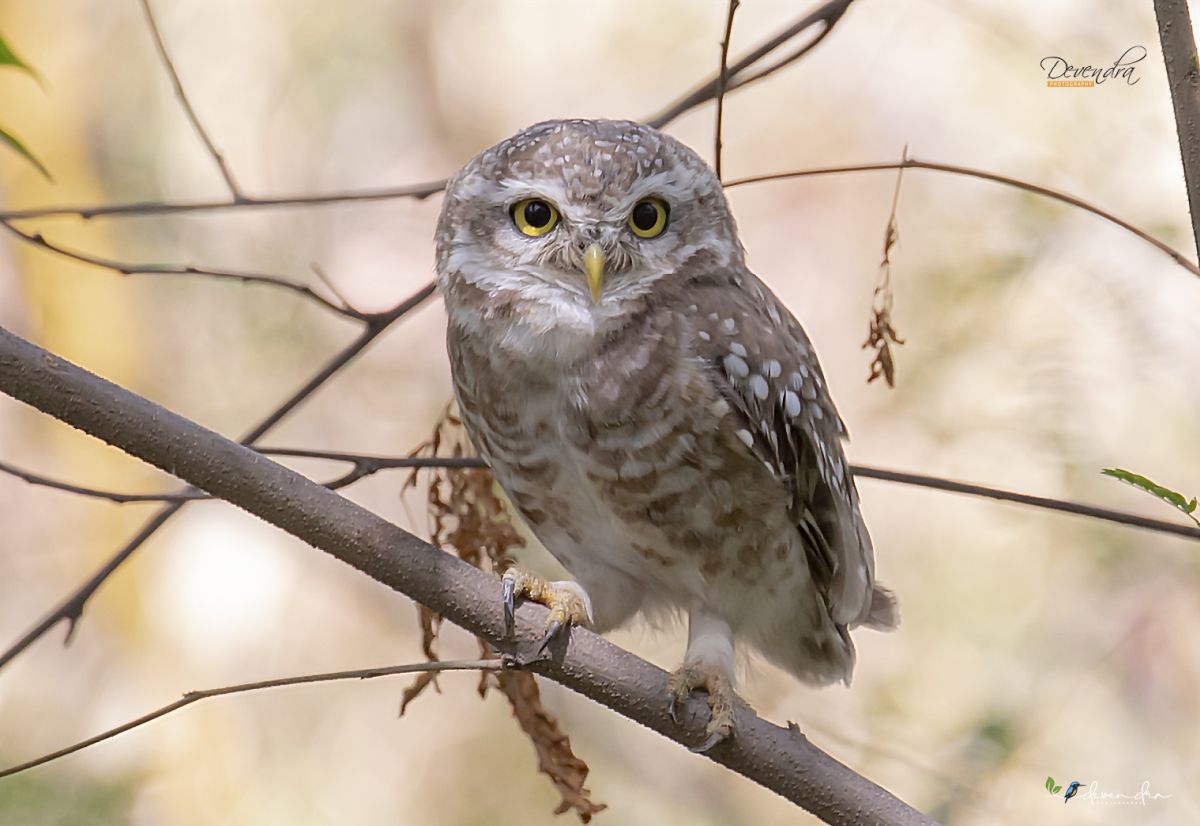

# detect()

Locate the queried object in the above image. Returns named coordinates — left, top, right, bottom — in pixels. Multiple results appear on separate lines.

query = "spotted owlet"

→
left=436, top=119, right=897, bottom=750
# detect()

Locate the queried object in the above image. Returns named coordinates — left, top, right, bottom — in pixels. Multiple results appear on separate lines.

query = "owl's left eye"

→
left=628, top=198, right=669, bottom=238
left=511, top=198, right=560, bottom=237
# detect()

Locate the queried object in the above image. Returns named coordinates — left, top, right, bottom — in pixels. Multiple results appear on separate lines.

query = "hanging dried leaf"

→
left=496, top=669, right=607, bottom=823
left=398, top=406, right=606, bottom=821
left=863, top=149, right=907, bottom=387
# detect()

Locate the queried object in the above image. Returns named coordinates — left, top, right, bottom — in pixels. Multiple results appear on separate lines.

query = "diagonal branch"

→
left=0, top=281, right=436, bottom=673
left=0, top=659, right=500, bottom=779
left=139, top=0, right=244, bottom=199
left=646, top=0, right=854, bottom=129
left=0, top=325, right=935, bottom=826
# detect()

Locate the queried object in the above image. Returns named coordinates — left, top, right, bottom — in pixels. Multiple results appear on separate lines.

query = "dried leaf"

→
left=863, top=148, right=907, bottom=387
left=398, top=671, right=440, bottom=716
left=497, top=670, right=607, bottom=823
left=398, top=407, right=604, bottom=819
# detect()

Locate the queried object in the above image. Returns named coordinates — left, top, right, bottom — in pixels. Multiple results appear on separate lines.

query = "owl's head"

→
left=436, top=119, right=742, bottom=329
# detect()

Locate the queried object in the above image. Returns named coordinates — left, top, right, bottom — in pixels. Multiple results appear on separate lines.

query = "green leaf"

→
left=1045, top=776, right=1055, bottom=792
left=1102, top=468, right=1200, bottom=527
left=1053, top=785, right=1062, bottom=794
left=0, top=123, right=52, bottom=180
left=0, top=31, right=39, bottom=82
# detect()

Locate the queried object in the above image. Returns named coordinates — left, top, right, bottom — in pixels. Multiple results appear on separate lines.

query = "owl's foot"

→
left=502, top=568, right=592, bottom=659
left=667, top=663, right=738, bottom=753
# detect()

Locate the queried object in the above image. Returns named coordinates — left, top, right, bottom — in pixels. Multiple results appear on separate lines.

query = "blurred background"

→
left=2, top=1, right=1199, bottom=824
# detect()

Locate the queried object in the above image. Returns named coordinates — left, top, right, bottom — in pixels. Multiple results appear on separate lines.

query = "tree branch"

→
left=646, top=0, right=854, bottom=129
left=0, top=282, right=436, bottom=672
left=5, top=450, right=1197, bottom=542
left=139, top=0, right=243, bottom=199
left=1154, top=0, right=1200, bottom=255
left=714, top=0, right=741, bottom=182
left=0, top=659, right=501, bottom=779
left=724, top=158, right=1200, bottom=279
left=0, top=325, right=935, bottom=826
left=0, top=219, right=369, bottom=321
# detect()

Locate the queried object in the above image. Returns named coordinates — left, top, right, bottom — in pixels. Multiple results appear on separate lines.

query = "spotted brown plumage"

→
left=436, top=119, right=896, bottom=747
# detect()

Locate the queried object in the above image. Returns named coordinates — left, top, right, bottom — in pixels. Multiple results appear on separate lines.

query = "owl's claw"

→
left=500, top=568, right=591, bottom=660
left=668, top=663, right=738, bottom=753
left=502, top=575, right=517, bottom=634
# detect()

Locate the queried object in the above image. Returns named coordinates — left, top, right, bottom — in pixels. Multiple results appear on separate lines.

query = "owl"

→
left=435, top=119, right=896, bottom=751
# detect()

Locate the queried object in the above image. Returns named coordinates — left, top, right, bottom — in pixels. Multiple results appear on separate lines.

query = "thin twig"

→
left=0, top=659, right=502, bottom=779
left=5, top=451, right=1196, bottom=542
left=0, top=219, right=369, bottom=321
left=714, top=0, right=741, bottom=182
left=0, top=281, right=437, bottom=673
left=0, top=460, right=204, bottom=503
left=1153, top=0, right=1200, bottom=255
left=139, top=0, right=244, bottom=199
left=851, top=464, right=1200, bottom=542
left=724, top=158, right=1200, bottom=278
left=0, top=181, right=449, bottom=222
left=646, top=0, right=854, bottom=129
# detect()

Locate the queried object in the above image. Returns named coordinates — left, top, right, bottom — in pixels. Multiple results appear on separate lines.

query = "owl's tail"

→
left=863, top=585, right=899, bottom=631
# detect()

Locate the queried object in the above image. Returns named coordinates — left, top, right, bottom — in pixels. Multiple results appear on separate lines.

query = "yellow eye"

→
left=628, top=198, right=669, bottom=238
left=511, top=198, right=559, bottom=237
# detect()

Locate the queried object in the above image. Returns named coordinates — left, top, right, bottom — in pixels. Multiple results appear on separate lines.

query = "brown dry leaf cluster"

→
left=400, top=407, right=606, bottom=822
left=863, top=154, right=907, bottom=388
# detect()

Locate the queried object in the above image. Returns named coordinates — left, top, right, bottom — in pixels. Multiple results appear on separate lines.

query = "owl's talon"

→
left=538, top=618, right=564, bottom=655
left=502, top=575, right=516, bottom=632
left=500, top=567, right=590, bottom=658
left=668, top=663, right=738, bottom=752
left=690, top=729, right=729, bottom=754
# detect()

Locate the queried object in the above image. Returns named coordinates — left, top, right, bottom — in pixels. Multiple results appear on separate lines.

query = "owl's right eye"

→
left=511, top=199, right=560, bottom=237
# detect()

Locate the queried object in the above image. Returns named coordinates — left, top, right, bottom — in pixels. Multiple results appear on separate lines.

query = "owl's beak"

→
left=582, top=243, right=605, bottom=302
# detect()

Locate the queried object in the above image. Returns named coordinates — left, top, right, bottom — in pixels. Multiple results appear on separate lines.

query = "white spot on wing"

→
left=783, top=390, right=801, bottom=417
left=729, top=341, right=747, bottom=358
left=749, top=374, right=769, bottom=400
left=735, top=428, right=754, bottom=448
left=724, top=354, right=750, bottom=378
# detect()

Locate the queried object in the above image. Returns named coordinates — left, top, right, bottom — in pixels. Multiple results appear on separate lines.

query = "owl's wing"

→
left=687, top=271, right=896, bottom=631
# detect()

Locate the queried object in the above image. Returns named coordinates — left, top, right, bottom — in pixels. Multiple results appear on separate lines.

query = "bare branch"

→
left=139, top=0, right=244, bottom=199
left=851, top=464, right=1200, bottom=542
left=0, top=325, right=935, bottom=826
left=0, top=219, right=369, bottom=321
left=0, top=181, right=448, bottom=222
left=714, top=0, right=741, bottom=182
left=5, top=448, right=1197, bottom=542
left=1153, top=0, right=1200, bottom=255
left=0, top=460, right=203, bottom=503
left=724, top=158, right=1200, bottom=279
left=646, top=0, right=855, bottom=129
left=0, top=281, right=436, bottom=673
left=0, top=659, right=501, bottom=779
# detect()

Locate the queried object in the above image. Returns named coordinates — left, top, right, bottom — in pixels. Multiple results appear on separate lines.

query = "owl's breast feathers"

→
left=446, top=266, right=895, bottom=641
